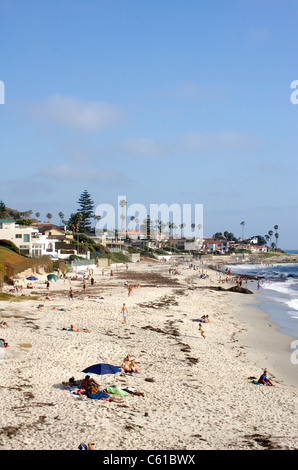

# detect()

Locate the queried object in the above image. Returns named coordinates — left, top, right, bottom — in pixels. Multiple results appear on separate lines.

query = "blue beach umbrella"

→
left=82, top=363, right=122, bottom=376
left=26, top=276, right=38, bottom=281
left=82, top=363, right=122, bottom=388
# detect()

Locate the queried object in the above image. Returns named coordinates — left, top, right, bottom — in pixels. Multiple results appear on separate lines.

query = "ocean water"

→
left=225, top=262, right=298, bottom=339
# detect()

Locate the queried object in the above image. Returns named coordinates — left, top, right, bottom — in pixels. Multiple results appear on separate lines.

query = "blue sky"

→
left=1, top=0, right=298, bottom=248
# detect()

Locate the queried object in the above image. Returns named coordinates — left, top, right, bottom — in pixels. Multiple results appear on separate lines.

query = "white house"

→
left=0, top=219, right=58, bottom=257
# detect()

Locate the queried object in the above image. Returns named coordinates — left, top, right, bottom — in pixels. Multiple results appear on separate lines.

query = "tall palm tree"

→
left=179, top=223, right=186, bottom=238
left=240, top=221, right=245, bottom=239
left=274, top=225, right=279, bottom=249
left=119, top=199, right=127, bottom=233
left=275, top=232, right=279, bottom=249
left=268, top=230, right=273, bottom=247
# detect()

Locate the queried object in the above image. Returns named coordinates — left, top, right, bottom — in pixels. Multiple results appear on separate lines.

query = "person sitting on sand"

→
left=121, top=355, right=139, bottom=373
left=258, top=369, right=273, bottom=386
left=81, top=375, right=100, bottom=394
left=0, top=320, right=9, bottom=328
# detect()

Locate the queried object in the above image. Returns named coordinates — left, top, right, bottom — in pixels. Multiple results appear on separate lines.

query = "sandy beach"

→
left=0, top=260, right=297, bottom=451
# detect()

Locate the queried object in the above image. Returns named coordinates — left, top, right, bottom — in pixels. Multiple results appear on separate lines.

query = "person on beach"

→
left=199, top=323, right=206, bottom=339
left=70, top=325, right=90, bottom=333
left=121, top=303, right=128, bottom=323
left=122, top=355, right=139, bottom=373
left=0, top=320, right=9, bottom=328
left=258, top=369, right=273, bottom=386
left=69, top=287, right=74, bottom=301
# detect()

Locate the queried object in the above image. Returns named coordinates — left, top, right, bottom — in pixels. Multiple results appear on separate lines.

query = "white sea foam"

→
left=262, top=279, right=297, bottom=296
left=286, top=298, right=298, bottom=312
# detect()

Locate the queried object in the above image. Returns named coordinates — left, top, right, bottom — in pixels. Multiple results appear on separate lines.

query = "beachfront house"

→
left=97, top=232, right=125, bottom=252
left=203, top=238, right=230, bottom=254
left=0, top=219, right=58, bottom=257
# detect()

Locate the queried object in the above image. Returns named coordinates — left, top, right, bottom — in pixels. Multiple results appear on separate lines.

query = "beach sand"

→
left=0, top=260, right=297, bottom=450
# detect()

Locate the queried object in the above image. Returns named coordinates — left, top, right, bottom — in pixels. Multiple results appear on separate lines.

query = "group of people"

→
left=124, top=281, right=140, bottom=297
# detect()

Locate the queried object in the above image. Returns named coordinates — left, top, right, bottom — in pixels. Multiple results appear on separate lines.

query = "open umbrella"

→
left=26, top=276, right=38, bottom=281
left=82, top=363, right=122, bottom=388
left=47, top=274, right=59, bottom=281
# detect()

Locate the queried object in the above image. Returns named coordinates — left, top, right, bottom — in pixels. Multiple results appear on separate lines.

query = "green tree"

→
left=268, top=230, right=273, bottom=247
left=213, top=232, right=225, bottom=240
left=68, top=212, right=83, bottom=242
left=46, top=213, right=53, bottom=222
left=77, top=190, right=94, bottom=233
left=0, top=201, right=8, bottom=218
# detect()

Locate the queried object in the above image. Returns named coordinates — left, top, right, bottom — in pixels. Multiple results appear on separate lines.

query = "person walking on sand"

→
left=69, top=287, right=74, bottom=301
left=121, top=303, right=128, bottom=323
left=199, top=323, right=206, bottom=339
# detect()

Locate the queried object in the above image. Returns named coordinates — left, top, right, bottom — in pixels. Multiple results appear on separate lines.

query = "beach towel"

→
left=106, top=386, right=128, bottom=396
left=248, top=377, right=263, bottom=385
left=87, top=390, right=110, bottom=400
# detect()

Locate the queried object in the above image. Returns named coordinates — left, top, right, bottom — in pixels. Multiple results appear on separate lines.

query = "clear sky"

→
left=1, top=0, right=298, bottom=248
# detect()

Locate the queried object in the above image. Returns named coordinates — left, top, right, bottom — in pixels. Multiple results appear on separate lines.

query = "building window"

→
left=15, top=234, right=22, bottom=238
left=0, top=223, right=2, bottom=229
left=23, top=234, right=30, bottom=242
left=19, top=245, right=30, bottom=255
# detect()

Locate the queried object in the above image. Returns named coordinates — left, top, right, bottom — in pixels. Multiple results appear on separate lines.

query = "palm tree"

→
left=274, top=225, right=279, bottom=249
left=168, top=222, right=174, bottom=236
left=275, top=232, right=279, bottom=249
left=179, top=223, right=186, bottom=238
left=46, top=213, right=53, bottom=222
left=268, top=230, right=273, bottom=247
left=119, top=199, right=127, bottom=232
left=35, top=212, right=41, bottom=221
left=68, top=212, right=82, bottom=245
left=240, top=221, right=245, bottom=239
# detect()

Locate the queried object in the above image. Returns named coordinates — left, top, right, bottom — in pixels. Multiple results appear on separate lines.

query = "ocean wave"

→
left=262, top=279, right=298, bottom=295
left=226, top=263, right=298, bottom=281
left=286, top=298, right=298, bottom=312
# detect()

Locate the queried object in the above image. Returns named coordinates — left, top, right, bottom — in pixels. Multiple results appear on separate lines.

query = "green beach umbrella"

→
left=47, top=274, right=59, bottom=281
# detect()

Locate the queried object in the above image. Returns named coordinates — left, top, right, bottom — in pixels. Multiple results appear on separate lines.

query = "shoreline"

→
left=0, top=260, right=298, bottom=450
left=235, top=289, right=298, bottom=390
